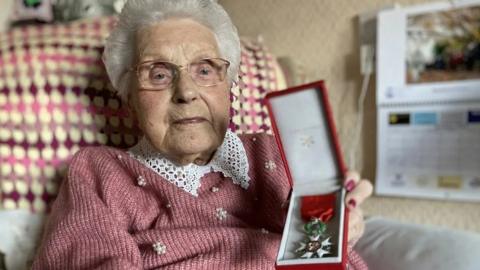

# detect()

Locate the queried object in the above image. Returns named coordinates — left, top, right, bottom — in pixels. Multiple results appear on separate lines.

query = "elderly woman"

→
left=32, top=0, right=372, bottom=269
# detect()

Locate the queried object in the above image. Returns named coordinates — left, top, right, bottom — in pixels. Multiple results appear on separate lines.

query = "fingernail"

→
left=348, top=199, right=356, bottom=208
left=345, top=180, right=355, bottom=192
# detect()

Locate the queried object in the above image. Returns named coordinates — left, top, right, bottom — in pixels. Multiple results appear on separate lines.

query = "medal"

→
left=295, top=218, right=333, bottom=258
left=296, top=193, right=336, bottom=259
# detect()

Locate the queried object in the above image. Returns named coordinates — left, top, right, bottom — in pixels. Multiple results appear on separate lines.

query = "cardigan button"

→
left=215, top=208, right=228, bottom=221
left=152, top=242, right=167, bottom=255
left=265, top=160, right=276, bottom=171
left=211, top=186, right=219, bottom=193
left=137, top=176, right=146, bottom=187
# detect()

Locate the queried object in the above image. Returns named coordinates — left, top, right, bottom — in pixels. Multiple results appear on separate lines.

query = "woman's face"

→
left=130, top=18, right=231, bottom=166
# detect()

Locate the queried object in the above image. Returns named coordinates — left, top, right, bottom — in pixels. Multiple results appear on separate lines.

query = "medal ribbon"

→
left=300, top=193, right=336, bottom=222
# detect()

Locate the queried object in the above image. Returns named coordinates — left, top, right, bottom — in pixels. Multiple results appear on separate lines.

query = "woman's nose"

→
left=172, top=71, right=199, bottom=104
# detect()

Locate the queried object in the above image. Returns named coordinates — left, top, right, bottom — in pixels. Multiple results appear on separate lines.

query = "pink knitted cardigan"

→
left=32, top=133, right=367, bottom=270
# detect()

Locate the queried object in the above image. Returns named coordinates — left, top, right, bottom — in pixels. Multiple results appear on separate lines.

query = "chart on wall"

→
left=376, top=104, right=480, bottom=201
left=376, top=0, right=480, bottom=202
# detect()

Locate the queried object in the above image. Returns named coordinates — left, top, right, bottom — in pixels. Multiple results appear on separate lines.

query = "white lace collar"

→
left=127, top=130, right=250, bottom=196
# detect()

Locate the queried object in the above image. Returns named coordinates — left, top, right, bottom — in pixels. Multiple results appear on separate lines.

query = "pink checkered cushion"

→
left=0, top=16, right=286, bottom=212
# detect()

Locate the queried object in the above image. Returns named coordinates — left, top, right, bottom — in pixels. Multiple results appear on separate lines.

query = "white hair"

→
left=103, top=0, right=241, bottom=102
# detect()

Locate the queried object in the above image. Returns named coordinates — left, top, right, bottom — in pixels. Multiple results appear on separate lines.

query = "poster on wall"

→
left=376, top=0, right=480, bottom=202
left=376, top=103, right=480, bottom=201
left=377, top=0, right=480, bottom=105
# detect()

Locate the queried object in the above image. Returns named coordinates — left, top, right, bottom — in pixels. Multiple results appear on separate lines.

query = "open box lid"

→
left=265, top=81, right=346, bottom=192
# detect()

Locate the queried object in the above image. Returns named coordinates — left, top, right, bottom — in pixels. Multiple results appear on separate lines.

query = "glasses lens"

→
left=136, top=59, right=229, bottom=90
left=190, top=59, right=228, bottom=86
left=138, top=62, right=174, bottom=89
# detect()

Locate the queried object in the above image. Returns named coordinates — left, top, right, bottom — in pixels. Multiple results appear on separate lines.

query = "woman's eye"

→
left=153, top=73, right=166, bottom=80
left=198, top=65, right=214, bottom=76
left=149, top=66, right=171, bottom=83
left=200, top=68, right=211, bottom=75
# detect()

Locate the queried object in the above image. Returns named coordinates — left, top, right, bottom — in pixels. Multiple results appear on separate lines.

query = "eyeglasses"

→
left=132, top=58, right=230, bottom=90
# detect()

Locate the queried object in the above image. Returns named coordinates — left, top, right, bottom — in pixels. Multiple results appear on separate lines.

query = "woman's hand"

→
left=343, top=171, right=373, bottom=247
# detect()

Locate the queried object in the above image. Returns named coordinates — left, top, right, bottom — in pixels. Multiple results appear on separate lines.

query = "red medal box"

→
left=265, top=81, right=349, bottom=270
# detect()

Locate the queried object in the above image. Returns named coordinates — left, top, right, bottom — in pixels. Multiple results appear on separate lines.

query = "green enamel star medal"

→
left=295, top=218, right=333, bottom=258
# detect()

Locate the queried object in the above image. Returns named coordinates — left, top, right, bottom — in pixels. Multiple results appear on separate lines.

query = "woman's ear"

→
left=126, top=94, right=137, bottom=119
left=124, top=76, right=139, bottom=118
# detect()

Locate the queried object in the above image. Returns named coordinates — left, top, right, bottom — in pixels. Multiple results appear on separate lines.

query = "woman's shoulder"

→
left=69, top=145, right=127, bottom=169
left=72, top=145, right=124, bottom=158
left=237, top=132, right=286, bottom=177
left=238, top=132, right=276, bottom=146
left=65, top=146, right=135, bottom=191
left=238, top=132, right=281, bottom=156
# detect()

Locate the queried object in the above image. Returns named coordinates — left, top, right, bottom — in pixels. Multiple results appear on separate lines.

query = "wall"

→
left=0, top=0, right=14, bottom=32
left=219, top=0, right=480, bottom=232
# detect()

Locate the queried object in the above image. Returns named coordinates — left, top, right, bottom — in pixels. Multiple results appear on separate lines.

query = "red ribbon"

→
left=300, top=193, right=336, bottom=222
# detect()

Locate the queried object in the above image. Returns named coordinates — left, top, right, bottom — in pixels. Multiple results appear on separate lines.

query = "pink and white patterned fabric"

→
left=0, top=16, right=286, bottom=212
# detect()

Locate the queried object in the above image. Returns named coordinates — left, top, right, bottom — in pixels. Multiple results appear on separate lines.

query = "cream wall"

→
left=219, top=0, right=480, bottom=232
left=0, top=0, right=14, bottom=32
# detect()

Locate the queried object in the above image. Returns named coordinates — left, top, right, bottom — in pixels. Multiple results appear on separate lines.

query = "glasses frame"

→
left=131, top=57, right=230, bottom=91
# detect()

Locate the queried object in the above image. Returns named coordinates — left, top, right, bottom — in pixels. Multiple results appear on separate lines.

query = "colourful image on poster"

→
left=406, top=6, right=480, bottom=84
